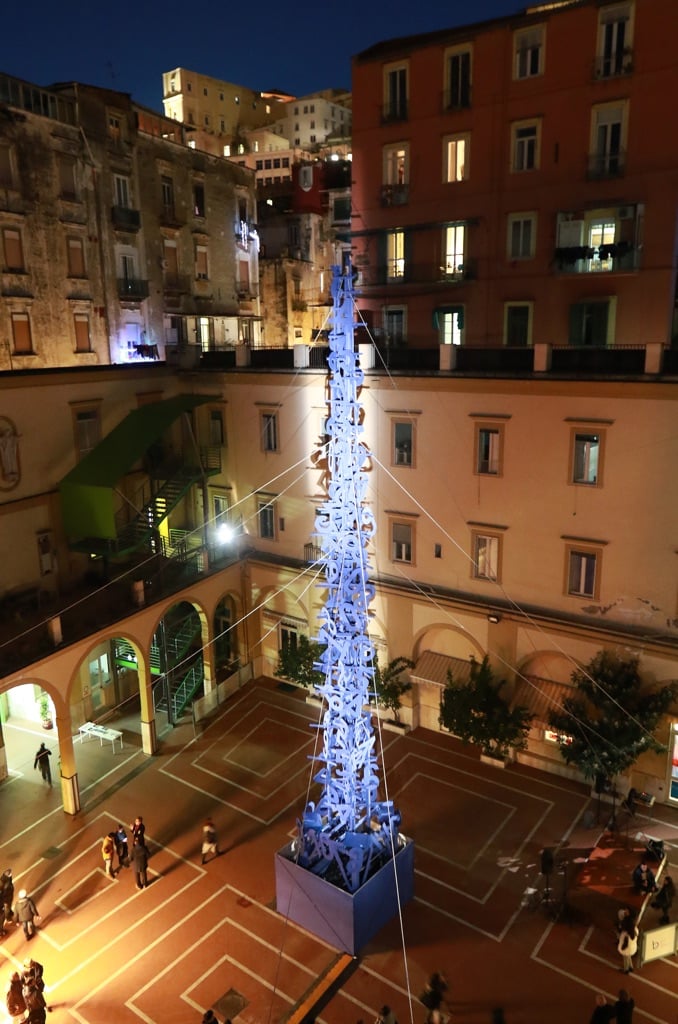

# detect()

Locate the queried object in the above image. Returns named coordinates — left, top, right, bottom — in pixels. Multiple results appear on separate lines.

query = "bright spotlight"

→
left=217, top=523, right=235, bottom=544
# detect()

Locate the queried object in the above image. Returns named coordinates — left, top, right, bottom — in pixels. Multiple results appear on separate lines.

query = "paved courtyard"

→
left=1, top=679, right=677, bottom=1024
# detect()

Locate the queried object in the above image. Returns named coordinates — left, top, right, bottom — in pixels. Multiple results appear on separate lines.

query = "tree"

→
left=439, top=655, right=533, bottom=760
left=275, top=635, right=326, bottom=689
left=371, top=656, right=414, bottom=723
left=548, top=650, right=678, bottom=783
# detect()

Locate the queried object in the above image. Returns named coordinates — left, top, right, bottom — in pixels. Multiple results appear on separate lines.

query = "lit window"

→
left=444, top=135, right=468, bottom=183
left=442, top=224, right=466, bottom=278
left=472, top=532, right=501, bottom=582
left=571, top=431, right=603, bottom=485
left=386, top=230, right=405, bottom=280
left=475, top=424, right=503, bottom=476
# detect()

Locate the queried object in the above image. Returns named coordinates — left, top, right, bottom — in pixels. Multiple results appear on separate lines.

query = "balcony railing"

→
left=587, top=150, right=626, bottom=179
left=441, top=88, right=472, bottom=112
left=593, top=49, right=634, bottom=79
left=358, top=260, right=477, bottom=288
left=117, top=277, right=149, bottom=300
left=380, top=184, right=409, bottom=207
left=554, top=243, right=638, bottom=274
left=111, top=205, right=141, bottom=231
left=381, top=103, right=408, bottom=124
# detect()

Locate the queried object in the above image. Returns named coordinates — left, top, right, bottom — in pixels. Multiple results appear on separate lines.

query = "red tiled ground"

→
left=1, top=679, right=677, bottom=1024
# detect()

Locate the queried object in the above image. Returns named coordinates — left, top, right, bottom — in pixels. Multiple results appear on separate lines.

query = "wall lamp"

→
left=487, top=613, right=502, bottom=624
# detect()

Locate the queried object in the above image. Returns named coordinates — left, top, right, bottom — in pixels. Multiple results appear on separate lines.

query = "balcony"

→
left=381, top=103, right=408, bottom=125
left=554, top=243, right=638, bottom=274
left=441, top=88, right=472, bottom=113
left=358, top=259, right=477, bottom=289
left=159, top=204, right=184, bottom=228
left=162, top=273, right=190, bottom=294
left=380, top=184, right=409, bottom=207
left=593, top=49, right=634, bottom=79
left=117, top=277, right=149, bottom=301
left=587, top=150, right=626, bottom=180
left=111, top=205, right=141, bottom=232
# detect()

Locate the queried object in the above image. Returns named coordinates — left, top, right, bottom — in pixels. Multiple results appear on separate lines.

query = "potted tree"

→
left=371, top=656, right=414, bottom=730
left=39, top=691, right=53, bottom=730
left=439, top=655, right=532, bottom=765
left=275, top=635, right=326, bottom=699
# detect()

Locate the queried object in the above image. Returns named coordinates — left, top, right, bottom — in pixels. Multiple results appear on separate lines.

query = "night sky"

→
left=3, top=0, right=523, bottom=112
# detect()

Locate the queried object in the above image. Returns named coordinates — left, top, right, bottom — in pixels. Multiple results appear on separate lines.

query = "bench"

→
left=77, top=722, right=123, bottom=752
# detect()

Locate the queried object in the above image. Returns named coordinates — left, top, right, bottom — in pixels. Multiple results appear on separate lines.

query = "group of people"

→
left=590, top=990, right=635, bottom=1024
left=100, top=816, right=150, bottom=890
left=1, top=870, right=41, bottom=942
left=5, top=957, right=50, bottom=1023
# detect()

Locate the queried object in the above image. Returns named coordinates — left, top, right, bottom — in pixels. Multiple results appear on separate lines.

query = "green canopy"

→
left=60, top=394, right=213, bottom=543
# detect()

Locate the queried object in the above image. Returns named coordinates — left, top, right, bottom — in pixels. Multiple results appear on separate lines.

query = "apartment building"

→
left=0, top=73, right=260, bottom=368
left=351, top=0, right=678, bottom=353
left=270, top=89, right=352, bottom=151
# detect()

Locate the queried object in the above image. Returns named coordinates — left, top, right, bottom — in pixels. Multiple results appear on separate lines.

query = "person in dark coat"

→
left=5, top=971, right=26, bottom=1019
left=115, top=824, right=129, bottom=868
left=590, top=993, right=614, bottom=1024
left=13, top=889, right=39, bottom=939
left=0, top=868, right=14, bottom=935
left=651, top=874, right=675, bottom=924
left=130, top=816, right=146, bottom=847
left=131, top=839, right=149, bottom=889
left=614, top=989, right=634, bottom=1024
left=632, top=860, right=657, bottom=894
left=33, top=743, right=52, bottom=786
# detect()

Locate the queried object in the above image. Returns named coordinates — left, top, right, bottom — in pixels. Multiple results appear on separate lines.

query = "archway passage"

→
left=214, top=595, right=238, bottom=681
left=152, top=601, right=204, bottom=726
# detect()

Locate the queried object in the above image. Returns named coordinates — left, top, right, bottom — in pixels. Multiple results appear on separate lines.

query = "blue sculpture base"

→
left=274, top=836, right=415, bottom=955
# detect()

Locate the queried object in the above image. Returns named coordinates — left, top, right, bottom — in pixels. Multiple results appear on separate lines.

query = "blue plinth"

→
left=275, top=836, right=415, bottom=955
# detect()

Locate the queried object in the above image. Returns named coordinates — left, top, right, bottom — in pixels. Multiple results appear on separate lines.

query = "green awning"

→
left=59, top=394, right=213, bottom=543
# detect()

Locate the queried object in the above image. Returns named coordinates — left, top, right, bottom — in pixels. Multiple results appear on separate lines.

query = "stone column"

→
left=56, top=710, right=80, bottom=814
left=138, top=659, right=157, bottom=755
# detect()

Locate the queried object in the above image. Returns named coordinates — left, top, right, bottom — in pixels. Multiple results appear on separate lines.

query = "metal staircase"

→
left=116, top=467, right=204, bottom=555
left=151, top=611, right=204, bottom=720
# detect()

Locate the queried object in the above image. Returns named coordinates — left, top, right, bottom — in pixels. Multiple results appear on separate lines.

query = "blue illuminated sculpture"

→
left=275, top=263, right=413, bottom=954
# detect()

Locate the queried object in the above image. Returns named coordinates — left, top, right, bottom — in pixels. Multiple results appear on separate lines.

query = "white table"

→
left=77, top=722, right=123, bottom=752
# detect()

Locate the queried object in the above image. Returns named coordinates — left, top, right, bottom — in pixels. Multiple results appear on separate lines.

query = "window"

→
left=590, top=104, right=625, bottom=177
left=114, top=175, right=131, bottom=208
left=74, top=313, right=91, bottom=352
left=436, top=306, right=464, bottom=346
left=514, top=25, right=544, bottom=79
left=571, top=430, right=604, bottom=485
left=280, top=620, right=299, bottom=653
left=2, top=228, right=24, bottom=271
left=384, top=63, right=408, bottom=121
left=11, top=312, right=32, bottom=354
left=569, top=299, right=614, bottom=346
left=108, top=114, right=121, bottom=139
left=442, top=224, right=466, bottom=279
left=597, top=3, right=632, bottom=77
left=386, top=230, right=405, bottom=280
left=258, top=497, right=276, bottom=539
left=391, top=520, right=413, bottom=564
left=213, top=493, right=230, bottom=530
left=384, top=306, right=406, bottom=346
left=58, top=155, right=78, bottom=200
left=393, top=420, right=414, bottom=467
left=195, top=244, right=209, bottom=280
left=0, top=144, right=14, bottom=188
left=566, top=545, right=600, bottom=599
left=383, top=143, right=408, bottom=185
left=588, top=220, right=616, bottom=271
left=445, top=47, right=471, bottom=109
left=163, top=239, right=178, bottom=276
left=67, top=236, right=86, bottom=277
left=475, top=424, right=503, bottom=476
left=193, top=183, right=206, bottom=217
left=507, top=213, right=535, bottom=260
left=472, top=532, right=501, bottom=582
left=161, top=175, right=174, bottom=212
left=209, top=409, right=225, bottom=446
left=73, top=406, right=101, bottom=458
left=504, top=303, right=532, bottom=347
left=443, top=135, right=469, bottom=183
left=261, top=411, right=279, bottom=452
left=195, top=317, right=214, bottom=351
left=512, top=120, right=540, bottom=171
left=223, top=144, right=231, bottom=157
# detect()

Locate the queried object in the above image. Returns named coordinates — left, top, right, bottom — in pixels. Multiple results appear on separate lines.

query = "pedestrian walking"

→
left=101, top=834, right=116, bottom=878
left=420, top=971, right=449, bottom=1014
left=21, top=958, right=50, bottom=1013
left=374, top=1006, right=397, bottom=1024
left=617, top=919, right=638, bottom=974
left=13, top=889, right=40, bottom=939
left=132, top=839, right=149, bottom=890
left=651, top=874, right=675, bottom=925
left=614, top=989, right=635, bottom=1024
left=201, top=817, right=220, bottom=864
left=0, top=867, right=14, bottom=935
left=114, top=823, right=129, bottom=868
left=33, top=743, right=52, bottom=786
left=590, top=993, right=614, bottom=1024
left=5, top=972, right=26, bottom=1020
left=130, top=816, right=146, bottom=847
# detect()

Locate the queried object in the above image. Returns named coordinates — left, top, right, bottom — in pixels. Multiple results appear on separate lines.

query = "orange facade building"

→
left=351, top=0, right=677, bottom=353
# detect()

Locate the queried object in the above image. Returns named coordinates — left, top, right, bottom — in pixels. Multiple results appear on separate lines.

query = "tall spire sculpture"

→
left=275, top=262, right=414, bottom=954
